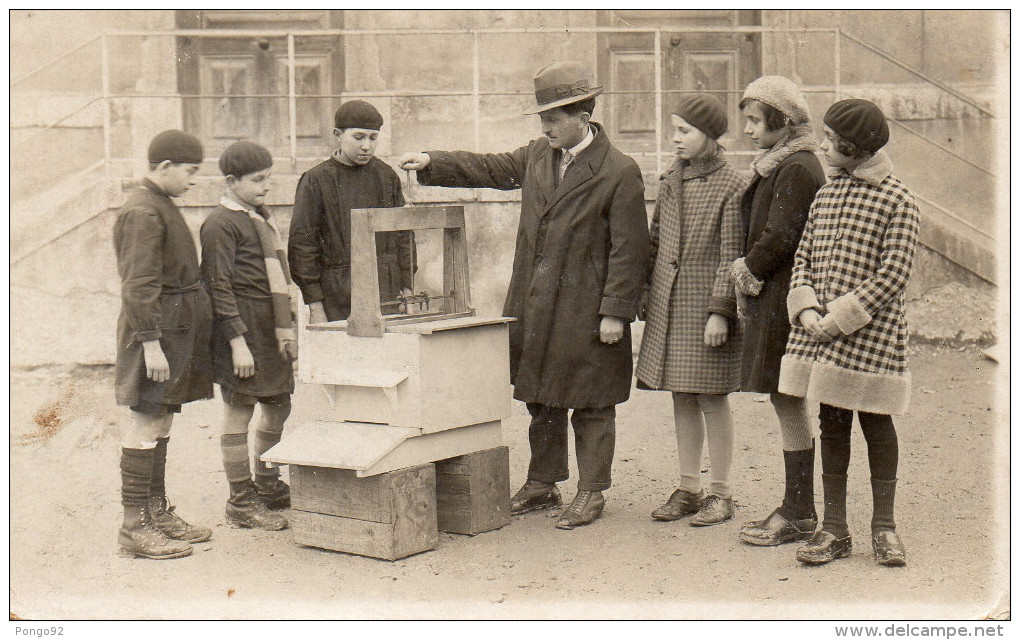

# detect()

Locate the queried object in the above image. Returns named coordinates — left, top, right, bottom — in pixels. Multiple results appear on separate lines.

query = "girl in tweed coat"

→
left=636, top=94, right=749, bottom=527
left=779, top=100, right=919, bottom=567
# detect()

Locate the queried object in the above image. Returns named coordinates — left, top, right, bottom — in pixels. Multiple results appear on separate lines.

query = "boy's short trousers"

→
left=129, top=400, right=182, bottom=416
left=220, top=387, right=291, bottom=408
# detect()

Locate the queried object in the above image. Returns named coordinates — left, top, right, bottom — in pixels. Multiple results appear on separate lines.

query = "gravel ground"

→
left=8, top=343, right=1008, bottom=620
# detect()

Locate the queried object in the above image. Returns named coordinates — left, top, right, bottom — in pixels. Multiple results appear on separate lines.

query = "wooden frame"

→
left=347, top=205, right=474, bottom=337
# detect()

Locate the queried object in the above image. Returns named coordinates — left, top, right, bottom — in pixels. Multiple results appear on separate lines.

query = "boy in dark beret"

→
left=113, top=129, right=214, bottom=559
left=779, top=99, right=919, bottom=567
left=288, top=100, right=415, bottom=323
left=200, top=140, right=295, bottom=531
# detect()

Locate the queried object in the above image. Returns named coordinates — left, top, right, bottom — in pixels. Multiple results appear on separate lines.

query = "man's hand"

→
left=398, top=153, right=430, bottom=172
left=599, top=316, right=625, bottom=344
left=704, top=313, right=729, bottom=347
left=308, top=302, right=327, bottom=325
left=817, top=314, right=842, bottom=340
left=799, top=308, right=832, bottom=343
left=141, top=340, right=170, bottom=383
left=230, top=336, right=256, bottom=379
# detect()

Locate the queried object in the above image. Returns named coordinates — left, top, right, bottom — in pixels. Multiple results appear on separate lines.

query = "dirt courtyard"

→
left=8, top=343, right=1008, bottom=620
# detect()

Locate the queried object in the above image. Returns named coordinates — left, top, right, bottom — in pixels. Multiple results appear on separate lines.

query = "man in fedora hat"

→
left=400, top=61, right=649, bottom=530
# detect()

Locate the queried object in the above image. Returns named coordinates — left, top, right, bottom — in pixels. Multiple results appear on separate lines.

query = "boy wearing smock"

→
left=730, top=77, right=828, bottom=548
left=288, top=100, right=415, bottom=324
left=113, top=129, right=214, bottom=559
left=780, top=100, right=919, bottom=567
left=636, top=94, right=749, bottom=527
left=201, top=141, right=295, bottom=531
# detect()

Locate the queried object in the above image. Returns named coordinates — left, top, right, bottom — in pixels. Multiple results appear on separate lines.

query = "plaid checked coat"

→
left=636, top=152, right=749, bottom=393
left=778, top=151, right=919, bottom=415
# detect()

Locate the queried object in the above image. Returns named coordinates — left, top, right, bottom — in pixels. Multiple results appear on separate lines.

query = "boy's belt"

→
left=161, top=281, right=202, bottom=295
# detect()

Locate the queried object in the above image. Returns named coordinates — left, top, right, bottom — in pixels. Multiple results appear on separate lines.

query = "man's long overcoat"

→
left=419, top=124, right=650, bottom=408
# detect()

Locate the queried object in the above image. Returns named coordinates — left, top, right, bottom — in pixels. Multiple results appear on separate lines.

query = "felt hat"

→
left=741, top=76, right=811, bottom=125
left=522, top=61, right=603, bottom=115
left=148, top=129, right=203, bottom=164
left=334, top=100, right=384, bottom=130
left=674, top=93, right=728, bottom=140
left=824, top=98, right=889, bottom=152
left=219, top=140, right=273, bottom=178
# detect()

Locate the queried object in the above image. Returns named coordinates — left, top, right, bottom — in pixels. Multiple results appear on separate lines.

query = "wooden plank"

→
left=291, top=466, right=394, bottom=523
left=304, top=313, right=512, bottom=333
left=358, top=420, right=503, bottom=477
left=261, top=421, right=417, bottom=470
left=347, top=207, right=384, bottom=338
left=358, top=206, right=465, bottom=232
left=388, top=464, right=440, bottom=560
left=435, top=446, right=511, bottom=535
left=291, top=510, right=438, bottom=561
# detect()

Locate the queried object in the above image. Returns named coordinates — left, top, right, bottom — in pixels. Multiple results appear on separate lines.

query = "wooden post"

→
left=346, top=207, right=384, bottom=337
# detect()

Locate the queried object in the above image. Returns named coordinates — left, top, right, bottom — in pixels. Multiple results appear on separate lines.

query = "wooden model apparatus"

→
left=263, top=204, right=513, bottom=560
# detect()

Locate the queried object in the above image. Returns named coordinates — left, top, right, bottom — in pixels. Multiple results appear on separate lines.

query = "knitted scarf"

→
left=749, top=123, right=818, bottom=178
left=221, top=196, right=295, bottom=347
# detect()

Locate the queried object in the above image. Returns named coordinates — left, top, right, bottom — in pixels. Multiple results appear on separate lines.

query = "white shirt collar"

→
left=220, top=194, right=257, bottom=215
left=565, top=125, right=595, bottom=158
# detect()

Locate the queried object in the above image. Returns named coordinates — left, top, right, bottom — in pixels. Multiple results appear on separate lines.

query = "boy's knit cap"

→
left=741, top=76, right=811, bottom=125
left=824, top=99, right=889, bottom=152
left=334, top=100, right=384, bottom=130
left=148, top=129, right=204, bottom=164
left=674, top=93, right=728, bottom=140
left=219, top=140, right=273, bottom=178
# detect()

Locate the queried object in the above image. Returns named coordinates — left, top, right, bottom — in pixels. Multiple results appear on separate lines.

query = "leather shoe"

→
left=690, top=494, right=733, bottom=527
left=651, top=488, right=705, bottom=521
left=739, top=508, right=816, bottom=546
left=872, top=529, right=907, bottom=566
left=555, top=490, right=605, bottom=530
left=796, top=529, right=853, bottom=565
left=510, top=480, right=562, bottom=516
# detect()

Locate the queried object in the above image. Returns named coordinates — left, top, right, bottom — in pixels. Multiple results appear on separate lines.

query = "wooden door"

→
left=176, top=10, right=344, bottom=160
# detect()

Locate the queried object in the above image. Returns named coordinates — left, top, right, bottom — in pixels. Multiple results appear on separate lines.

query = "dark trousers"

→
left=526, top=403, right=616, bottom=492
left=818, top=404, right=899, bottom=480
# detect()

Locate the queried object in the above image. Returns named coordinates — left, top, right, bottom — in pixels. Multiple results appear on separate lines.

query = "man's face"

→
left=335, top=127, right=380, bottom=165
left=741, top=100, right=786, bottom=150
left=539, top=107, right=589, bottom=150
left=227, top=167, right=272, bottom=208
left=159, top=162, right=201, bottom=197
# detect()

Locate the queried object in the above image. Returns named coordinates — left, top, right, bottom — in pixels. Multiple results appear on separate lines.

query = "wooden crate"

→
left=435, top=446, right=511, bottom=535
left=289, top=464, right=438, bottom=561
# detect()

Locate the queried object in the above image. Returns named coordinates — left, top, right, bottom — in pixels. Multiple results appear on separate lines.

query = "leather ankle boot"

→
left=119, top=504, right=193, bottom=560
left=254, top=474, right=291, bottom=510
left=149, top=496, right=213, bottom=543
left=226, top=480, right=288, bottom=531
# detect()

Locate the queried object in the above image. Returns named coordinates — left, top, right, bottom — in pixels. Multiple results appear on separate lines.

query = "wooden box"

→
left=435, top=446, right=511, bottom=536
left=299, top=317, right=512, bottom=433
left=289, top=464, right=438, bottom=561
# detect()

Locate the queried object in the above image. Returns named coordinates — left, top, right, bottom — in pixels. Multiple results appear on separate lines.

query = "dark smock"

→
left=113, top=179, right=214, bottom=407
left=200, top=204, right=295, bottom=398
left=288, top=155, right=415, bottom=321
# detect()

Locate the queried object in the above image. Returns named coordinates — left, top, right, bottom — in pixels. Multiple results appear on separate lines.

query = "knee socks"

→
left=699, top=394, right=734, bottom=499
left=770, top=392, right=813, bottom=451
left=120, top=447, right=155, bottom=510
left=254, top=401, right=290, bottom=480
left=149, top=437, right=169, bottom=500
left=672, top=393, right=705, bottom=494
left=672, top=393, right=734, bottom=498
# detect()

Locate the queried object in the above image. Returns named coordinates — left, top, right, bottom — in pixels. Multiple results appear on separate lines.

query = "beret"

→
left=148, top=129, right=203, bottom=164
left=675, top=93, right=728, bottom=140
left=219, top=140, right=273, bottom=178
left=741, top=76, right=811, bottom=125
left=334, top=100, right=384, bottom=130
left=824, top=99, right=889, bottom=152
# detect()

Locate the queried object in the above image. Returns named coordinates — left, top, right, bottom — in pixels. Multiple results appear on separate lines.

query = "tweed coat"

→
left=779, top=151, right=919, bottom=415
left=418, top=123, right=650, bottom=408
left=635, top=152, right=749, bottom=393
left=114, top=179, right=214, bottom=407
left=737, top=147, right=826, bottom=393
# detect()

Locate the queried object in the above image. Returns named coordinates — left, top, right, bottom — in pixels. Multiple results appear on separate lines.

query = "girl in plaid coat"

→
left=778, top=100, right=919, bottom=567
left=636, top=94, right=749, bottom=527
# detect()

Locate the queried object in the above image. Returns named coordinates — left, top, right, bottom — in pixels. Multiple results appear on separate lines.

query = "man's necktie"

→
left=559, top=149, right=574, bottom=181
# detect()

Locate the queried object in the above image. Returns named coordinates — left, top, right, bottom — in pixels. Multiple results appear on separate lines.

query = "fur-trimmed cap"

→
left=741, top=76, right=811, bottom=125
left=219, top=140, right=273, bottom=178
left=824, top=99, right=889, bottom=152
left=148, top=129, right=203, bottom=164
